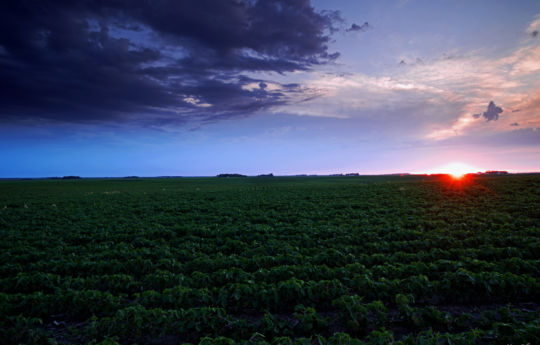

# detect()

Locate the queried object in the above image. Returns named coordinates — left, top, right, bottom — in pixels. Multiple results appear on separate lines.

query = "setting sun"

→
left=430, top=162, right=481, bottom=179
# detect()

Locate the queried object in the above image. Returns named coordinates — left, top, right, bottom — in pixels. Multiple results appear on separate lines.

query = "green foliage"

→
left=292, top=304, right=329, bottom=334
left=0, top=175, right=538, bottom=344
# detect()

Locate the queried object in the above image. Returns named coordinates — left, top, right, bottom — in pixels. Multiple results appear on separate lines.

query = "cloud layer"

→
left=279, top=12, right=540, bottom=142
left=0, top=0, right=339, bottom=124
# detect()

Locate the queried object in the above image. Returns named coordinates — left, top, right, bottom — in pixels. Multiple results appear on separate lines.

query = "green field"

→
left=0, top=175, right=539, bottom=344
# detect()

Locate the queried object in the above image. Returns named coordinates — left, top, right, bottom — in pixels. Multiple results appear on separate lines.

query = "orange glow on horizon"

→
left=426, top=162, right=482, bottom=178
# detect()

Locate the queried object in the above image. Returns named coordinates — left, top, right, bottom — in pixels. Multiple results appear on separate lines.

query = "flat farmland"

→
left=0, top=175, right=538, bottom=344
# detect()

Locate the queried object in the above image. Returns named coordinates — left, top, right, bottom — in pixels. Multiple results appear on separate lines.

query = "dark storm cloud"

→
left=347, top=22, right=370, bottom=32
left=482, top=101, right=503, bottom=121
left=0, top=0, right=340, bottom=124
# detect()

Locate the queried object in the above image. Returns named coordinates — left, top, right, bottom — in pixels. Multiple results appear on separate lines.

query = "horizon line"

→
left=1, top=171, right=539, bottom=180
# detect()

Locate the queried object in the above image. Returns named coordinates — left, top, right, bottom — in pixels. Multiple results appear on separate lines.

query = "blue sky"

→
left=1, top=0, right=539, bottom=177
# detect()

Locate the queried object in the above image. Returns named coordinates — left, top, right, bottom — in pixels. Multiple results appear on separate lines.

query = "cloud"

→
left=284, top=16, right=540, bottom=140
left=439, top=127, right=540, bottom=147
left=482, top=101, right=503, bottom=121
left=276, top=11, right=540, bottom=143
left=347, top=22, right=370, bottom=32
left=0, top=0, right=340, bottom=125
left=527, top=14, right=540, bottom=36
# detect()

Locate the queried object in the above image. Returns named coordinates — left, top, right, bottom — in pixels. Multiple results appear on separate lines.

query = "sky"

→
left=1, top=0, right=539, bottom=177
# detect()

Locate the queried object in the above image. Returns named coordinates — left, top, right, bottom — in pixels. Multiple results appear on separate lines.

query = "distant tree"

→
left=217, top=173, right=247, bottom=178
left=62, top=176, right=81, bottom=179
left=257, top=173, right=274, bottom=177
left=484, top=171, right=508, bottom=175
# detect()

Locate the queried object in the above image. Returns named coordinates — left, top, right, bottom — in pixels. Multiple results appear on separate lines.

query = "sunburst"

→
left=431, top=162, right=481, bottom=179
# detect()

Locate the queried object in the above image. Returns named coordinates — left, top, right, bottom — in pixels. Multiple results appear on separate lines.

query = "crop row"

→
left=2, top=300, right=538, bottom=344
